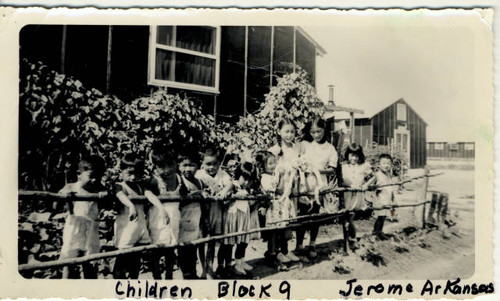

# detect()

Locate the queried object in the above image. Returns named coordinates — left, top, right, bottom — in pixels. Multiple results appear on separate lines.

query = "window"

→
left=149, top=26, right=220, bottom=93
left=449, top=143, right=458, bottom=151
left=426, top=143, right=430, bottom=150
left=465, top=143, right=474, bottom=150
left=435, top=143, right=444, bottom=150
left=397, top=103, right=407, bottom=121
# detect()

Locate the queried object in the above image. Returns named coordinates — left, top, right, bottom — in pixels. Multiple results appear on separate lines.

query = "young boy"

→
left=371, top=153, right=396, bottom=240
left=113, top=153, right=151, bottom=279
left=145, top=147, right=186, bottom=279
left=58, top=155, right=107, bottom=279
left=195, top=147, right=233, bottom=278
left=177, top=150, right=206, bottom=279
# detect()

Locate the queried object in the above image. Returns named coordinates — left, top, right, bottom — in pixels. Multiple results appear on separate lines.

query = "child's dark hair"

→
left=178, top=148, right=200, bottom=165
left=79, top=155, right=106, bottom=180
left=199, top=147, right=221, bottom=161
left=234, top=162, right=259, bottom=191
left=344, top=143, right=365, bottom=164
left=379, top=153, right=393, bottom=162
left=121, top=153, right=145, bottom=176
left=303, top=117, right=330, bottom=144
left=276, top=117, right=296, bottom=157
left=254, top=150, right=274, bottom=174
left=151, top=146, right=176, bottom=168
left=222, top=153, right=239, bottom=166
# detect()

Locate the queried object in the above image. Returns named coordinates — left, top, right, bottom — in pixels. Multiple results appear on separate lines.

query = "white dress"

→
left=300, top=140, right=339, bottom=212
left=341, top=163, right=372, bottom=210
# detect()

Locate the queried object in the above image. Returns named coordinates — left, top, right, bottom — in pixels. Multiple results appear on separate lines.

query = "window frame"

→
left=148, top=25, right=221, bottom=93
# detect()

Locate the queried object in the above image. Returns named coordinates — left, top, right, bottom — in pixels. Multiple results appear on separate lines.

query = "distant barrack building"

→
left=327, top=98, right=427, bottom=169
left=427, top=142, right=475, bottom=159
left=20, top=25, right=325, bottom=123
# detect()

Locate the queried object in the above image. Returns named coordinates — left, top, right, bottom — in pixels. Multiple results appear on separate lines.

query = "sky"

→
left=303, top=24, right=476, bottom=142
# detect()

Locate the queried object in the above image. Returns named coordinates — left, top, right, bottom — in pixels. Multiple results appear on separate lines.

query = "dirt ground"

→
left=238, top=168, right=475, bottom=280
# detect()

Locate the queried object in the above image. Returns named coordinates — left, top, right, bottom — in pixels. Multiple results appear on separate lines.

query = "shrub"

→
left=221, top=66, right=325, bottom=159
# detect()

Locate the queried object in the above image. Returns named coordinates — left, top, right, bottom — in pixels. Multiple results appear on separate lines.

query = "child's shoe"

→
left=308, top=247, right=318, bottom=259
left=233, top=259, right=247, bottom=275
left=240, top=261, right=253, bottom=271
left=277, top=252, right=291, bottom=263
left=286, top=252, right=300, bottom=262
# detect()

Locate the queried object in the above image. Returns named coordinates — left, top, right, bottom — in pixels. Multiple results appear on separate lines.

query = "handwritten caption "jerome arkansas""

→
left=340, top=278, right=494, bottom=297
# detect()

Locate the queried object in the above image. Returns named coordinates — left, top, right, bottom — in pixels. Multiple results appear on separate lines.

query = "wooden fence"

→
left=18, top=170, right=444, bottom=273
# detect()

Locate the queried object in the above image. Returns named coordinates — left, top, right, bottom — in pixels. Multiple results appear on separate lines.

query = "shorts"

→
left=114, top=204, right=151, bottom=249
left=179, top=202, right=202, bottom=243
left=60, top=215, right=100, bottom=259
left=148, top=203, right=180, bottom=245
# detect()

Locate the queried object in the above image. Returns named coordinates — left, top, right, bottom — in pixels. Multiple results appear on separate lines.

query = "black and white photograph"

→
left=0, top=6, right=495, bottom=300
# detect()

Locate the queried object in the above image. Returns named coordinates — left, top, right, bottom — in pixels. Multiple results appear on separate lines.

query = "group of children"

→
left=56, top=116, right=398, bottom=279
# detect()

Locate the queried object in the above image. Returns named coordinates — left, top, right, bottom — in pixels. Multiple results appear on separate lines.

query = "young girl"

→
left=267, top=118, right=301, bottom=263
left=340, top=143, right=372, bottom=251
left=256, top=150, right=290, bottom=266
left=113, top=153, right=151, bottom=279
left=177, top=150, right=205, bottom=279
left=219, top=162, right=257, bottom=276
left=145, top=147, right=187, bottom=279
left=58, top=155, right=107, bottom=279
left=297, top=117, right=339, bottom=258
left=195, top=147, right=233, bottom=278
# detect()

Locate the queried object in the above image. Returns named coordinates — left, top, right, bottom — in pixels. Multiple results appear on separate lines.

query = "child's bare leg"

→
left=206, top=241, right=215, bottom=274
left=198, top=244, right=207, bottom=278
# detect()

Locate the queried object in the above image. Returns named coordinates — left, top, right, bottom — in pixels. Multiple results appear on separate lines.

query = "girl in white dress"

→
left=267, top=118, right=301, bottom=263
left=297, top=117, right=339, bottom=258
left=340, top=143, right=372, bottom=250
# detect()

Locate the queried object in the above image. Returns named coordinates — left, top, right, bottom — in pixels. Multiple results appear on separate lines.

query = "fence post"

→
left=421, top=166, right=430, bottom=229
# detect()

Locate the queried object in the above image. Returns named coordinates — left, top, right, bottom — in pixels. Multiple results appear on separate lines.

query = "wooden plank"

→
left=243, top=26, right=249, bottom=117
left=105, top=25, right=113, bottom=94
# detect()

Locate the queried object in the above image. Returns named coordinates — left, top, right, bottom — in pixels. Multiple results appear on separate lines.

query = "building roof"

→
left=296, top=27, right=327, bottom=57
left=326, top=97, right=427, bottom=125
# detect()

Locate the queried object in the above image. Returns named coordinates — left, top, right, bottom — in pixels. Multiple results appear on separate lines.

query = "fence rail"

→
left=18, top=171, right=444, bottom=273
left=18, top=172, right=444, bottom=202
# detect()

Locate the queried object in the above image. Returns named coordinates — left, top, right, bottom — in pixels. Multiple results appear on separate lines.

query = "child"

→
left=145, top=147, right=186, bottom=279
left=340, top=143, right=372, bottom=251
left=113, top=153, right=151, bottom=279
left=220, top=162, right=258, bottom=276
left=195, top=147, right=233, bottom=278
left=256, top=150, right=291, bottom=266
left=296, top=117, right=339, bottom=259
left=177, top=150, right=205, bottom=279
left=267, top=118, right=301, bottom=263
left=58, top=155, right=107, bottom=279
left=371, top=154, right=396, bottom=240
